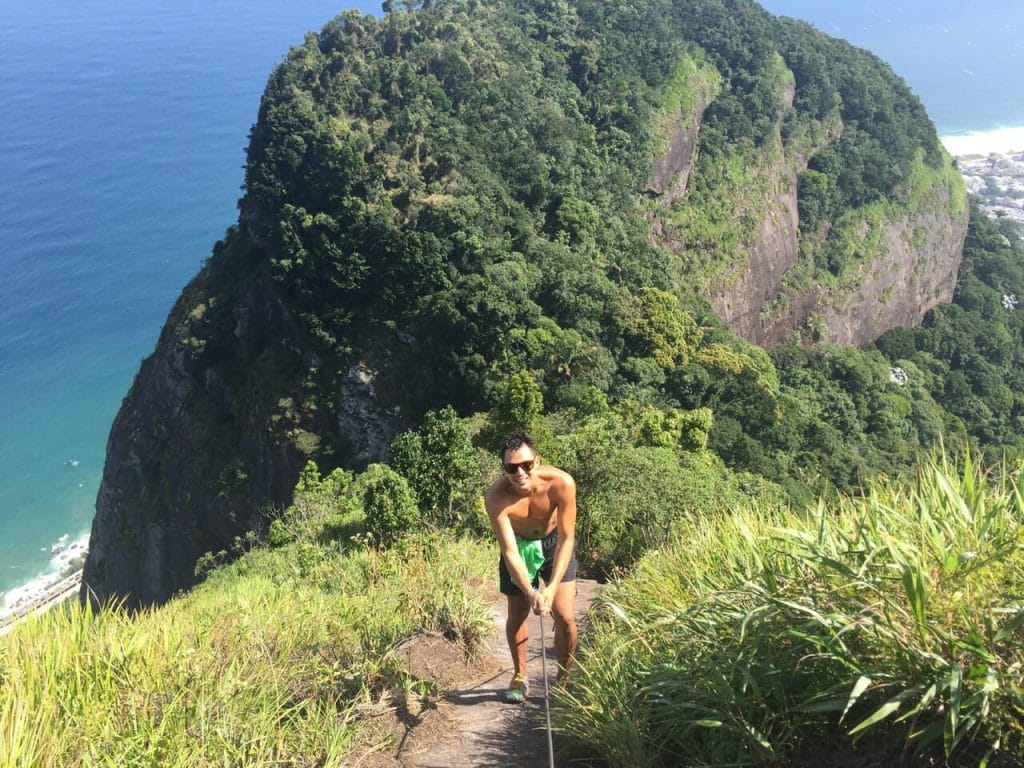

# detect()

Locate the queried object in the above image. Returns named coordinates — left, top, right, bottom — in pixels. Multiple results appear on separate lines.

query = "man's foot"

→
left=503, top=673, right=529, bottom=704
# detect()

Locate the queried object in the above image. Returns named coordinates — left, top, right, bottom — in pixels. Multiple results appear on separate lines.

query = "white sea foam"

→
left=942, top=126, right=1024, bottom=157
left=0, top=533, right=89, bottom=618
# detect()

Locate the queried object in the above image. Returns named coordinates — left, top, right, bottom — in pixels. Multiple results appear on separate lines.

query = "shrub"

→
left=359, top=464, right=419, bottom=547
left=389, top=406, right=485, bottom=530
left=560, top=455, right=1024, bottom=767
left=572, top=446, right=771, bottom=577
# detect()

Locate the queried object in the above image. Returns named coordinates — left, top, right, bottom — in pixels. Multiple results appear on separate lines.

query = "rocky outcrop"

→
left=83, top=273, right=320, bottom=607
left=788, top=185, right=967, bottom=347
left=81, top=7, right=971, bottom=611
left=707, top=159, right=802, bottom=343
left=649, top=81, right=967, bottom=349
left=710, top=177, right=967, bottom=348
left=338, top=364, right=400, bottom=466
left=645, top=89, right=707, bottom=206
left=81, top=257, right=407, bottom=607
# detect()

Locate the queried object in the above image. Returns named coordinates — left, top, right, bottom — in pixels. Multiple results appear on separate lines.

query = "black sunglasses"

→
left=503, top=459, right=535, bottom=475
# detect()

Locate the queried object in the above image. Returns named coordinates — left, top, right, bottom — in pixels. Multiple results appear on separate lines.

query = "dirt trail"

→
left=358, top=579, right=602, bottom=768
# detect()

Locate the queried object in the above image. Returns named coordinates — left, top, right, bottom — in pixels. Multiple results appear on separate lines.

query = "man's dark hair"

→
left=500, top=429, right=535, bottom=457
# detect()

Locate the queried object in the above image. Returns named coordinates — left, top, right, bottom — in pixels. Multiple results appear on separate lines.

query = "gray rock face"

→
left=707, top=161, right=802, bottom=343
left=81, top=274, right=314, bottom=608
left=647, top=83, right=967, bottom=349
left=645, top=89, right=707, bottom=205
left=748, top=183, right=967, bottom=347
left=337, top=364, right=399, bottom=466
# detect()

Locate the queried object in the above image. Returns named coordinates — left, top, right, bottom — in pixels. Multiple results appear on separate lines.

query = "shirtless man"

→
left=484, top=430, right=578, bottom=704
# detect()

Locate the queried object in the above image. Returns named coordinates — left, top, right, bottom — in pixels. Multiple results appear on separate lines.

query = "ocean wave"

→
left=1, top=532, right=89, bottom=617
left=941, top=126, right=1024, bottom=157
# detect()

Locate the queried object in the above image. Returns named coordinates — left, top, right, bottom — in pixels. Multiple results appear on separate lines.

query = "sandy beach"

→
left=942, top=126, right=1024, bottom=157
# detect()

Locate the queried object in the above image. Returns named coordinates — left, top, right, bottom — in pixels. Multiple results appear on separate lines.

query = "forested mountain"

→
left=82, top=0, right=1023, bottom=607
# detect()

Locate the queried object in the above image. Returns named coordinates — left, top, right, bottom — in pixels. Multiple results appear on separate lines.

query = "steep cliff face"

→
left=82, top=267, right=400, bottom=607
left=752, top=182, right=968, bottom=347
left=646, top=79, right=968, bottom=349
left=82, top=274, right=294, bottom=605
left=702, top=84, right=805, bottom=342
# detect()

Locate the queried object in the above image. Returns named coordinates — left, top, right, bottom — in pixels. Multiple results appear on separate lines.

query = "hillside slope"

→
left=82, top=0, right=966, bottom=606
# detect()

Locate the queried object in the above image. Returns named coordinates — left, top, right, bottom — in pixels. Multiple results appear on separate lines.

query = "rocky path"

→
left=358, top=579, right=602, bottom=768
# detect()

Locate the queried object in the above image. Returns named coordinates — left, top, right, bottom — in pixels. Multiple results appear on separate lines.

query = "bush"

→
left=359, top=464, right=420, bottom=547
left=572, top=446, right=770, bottom=577
left=560, top=455, right=1024, bottom=767
left=389, top=406, right=485, bottom=530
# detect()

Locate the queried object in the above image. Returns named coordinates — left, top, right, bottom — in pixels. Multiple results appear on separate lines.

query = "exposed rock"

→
left=81, top=274, right=312, bottom=608
left=707, top=159, right=802, bottom=342
left=338, top=364, right=399, bottom=465
left=749, top=182, right=967, bottom=348
left=650, top=74, right=966, bottom=349
left=645, top=89, right=707, bottom=205
left=814, top=187, right=966, bottom=346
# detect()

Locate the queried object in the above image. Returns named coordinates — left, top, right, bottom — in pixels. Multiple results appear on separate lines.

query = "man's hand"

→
left=532, top=585, right=554, bottom=616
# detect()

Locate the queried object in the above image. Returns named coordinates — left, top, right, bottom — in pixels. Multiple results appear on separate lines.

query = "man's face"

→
left=502, top=446, right=537, bottom=492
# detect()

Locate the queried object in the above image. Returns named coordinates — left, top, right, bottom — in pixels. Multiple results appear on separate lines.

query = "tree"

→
left=360, top=464, right=420, bottom=547
left=389, top=406, right=482, bottom=528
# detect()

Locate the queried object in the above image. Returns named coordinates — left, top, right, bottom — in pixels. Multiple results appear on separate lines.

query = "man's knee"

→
left=551, top=583, right=577, bottom=628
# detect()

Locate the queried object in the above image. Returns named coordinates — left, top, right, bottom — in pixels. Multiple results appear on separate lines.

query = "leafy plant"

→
left=560, top=453, right=1024, bottom=766
left=359, top=464, right=420, bottom=547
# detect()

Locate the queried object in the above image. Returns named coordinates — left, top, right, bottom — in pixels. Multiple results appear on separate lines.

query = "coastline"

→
left=941, top=126, right=1024, bottom=157
left=1, top=533, right=88, bottom=626
left=0, top=569, right=82, bottom=636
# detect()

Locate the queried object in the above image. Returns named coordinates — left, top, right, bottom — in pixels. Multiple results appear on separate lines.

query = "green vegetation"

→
left=212, top=0, right=949, bottom=427
left=2, top=470, right=495, bottom=767
left=25, top=0, right=1024, bottom=761
left=148, top=0, right=988, bottom=519
left=9, top=421, right=1024, bottom=765
left=874, top=207, right=1024, bottom=464
left=560, top=455, right=1024, bottom=767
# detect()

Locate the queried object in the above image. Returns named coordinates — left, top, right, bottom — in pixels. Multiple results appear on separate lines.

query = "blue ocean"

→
left=1, top=0, right=1021, bottom=608
left=759, top=0, right=1024, bottom=137
left=0, top=0, right=381, bottom=607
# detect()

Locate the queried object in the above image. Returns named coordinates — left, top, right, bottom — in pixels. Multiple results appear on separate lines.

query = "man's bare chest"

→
left=505, top=494, right=557, bottom=539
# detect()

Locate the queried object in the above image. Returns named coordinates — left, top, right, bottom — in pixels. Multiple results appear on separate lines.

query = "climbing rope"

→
left=538, top=612, right=556, bottom=768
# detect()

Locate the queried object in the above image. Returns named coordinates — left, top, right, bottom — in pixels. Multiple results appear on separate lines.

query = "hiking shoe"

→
left=503, top=673, right=529, bottom=704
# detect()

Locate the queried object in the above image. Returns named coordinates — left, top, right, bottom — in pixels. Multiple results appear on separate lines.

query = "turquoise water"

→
left=1, top=0, right=1020, bottom=605
left=0, top=0, right=381, bottom=604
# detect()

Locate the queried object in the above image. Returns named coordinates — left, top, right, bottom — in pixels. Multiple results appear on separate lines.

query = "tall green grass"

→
left=1, top=524, right=494, bottom=767
left=560, top=455, right=1024, bottom=766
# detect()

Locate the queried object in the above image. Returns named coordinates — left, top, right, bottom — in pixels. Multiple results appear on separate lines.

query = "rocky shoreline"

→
left=956, top=151, right=1024, bottom=231
left=0, top=570, right=82, bottom=635
left=0, top=535, right=88, bottom=625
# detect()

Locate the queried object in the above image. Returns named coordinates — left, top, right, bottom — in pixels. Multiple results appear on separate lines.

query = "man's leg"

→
left=550, top=579, right=578, bottom=675
left=506, top=592, right=531, bottom=675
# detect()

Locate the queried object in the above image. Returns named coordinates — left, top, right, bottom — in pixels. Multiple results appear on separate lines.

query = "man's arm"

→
left=540, top=472, right=577, bottom=608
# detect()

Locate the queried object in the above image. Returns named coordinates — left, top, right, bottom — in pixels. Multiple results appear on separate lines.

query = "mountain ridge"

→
left=82, top=0, right=968, bottom=607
